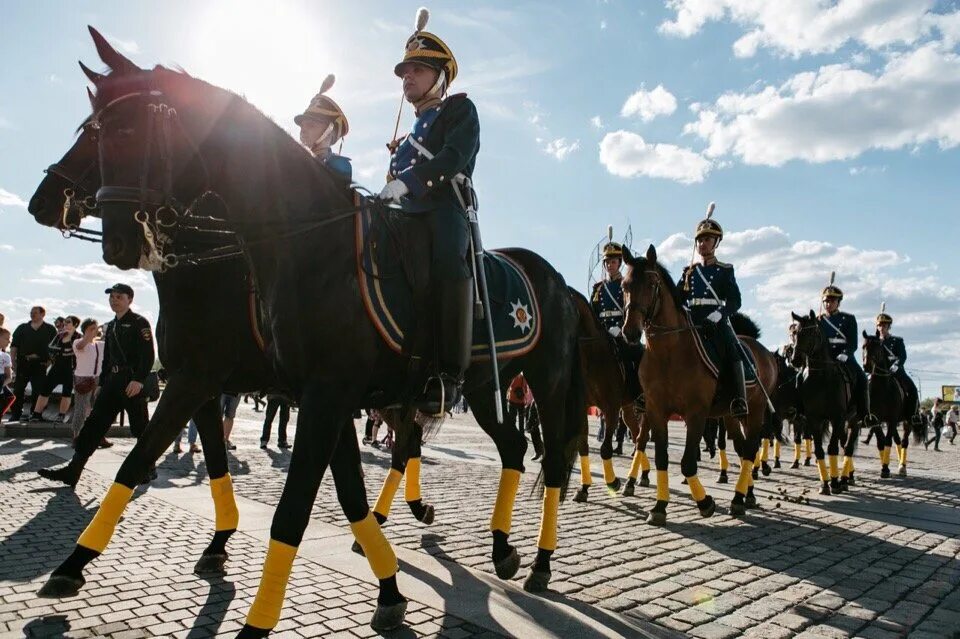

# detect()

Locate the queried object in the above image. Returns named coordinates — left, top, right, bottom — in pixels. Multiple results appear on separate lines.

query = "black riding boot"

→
left=729, top=361, right=748, bottom=417
left=418, top=278, right=473, bottom=416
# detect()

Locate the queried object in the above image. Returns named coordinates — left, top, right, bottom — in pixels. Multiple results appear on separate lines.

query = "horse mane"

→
left=630, top=255, right=686, bottom=311
left=568, top=287, right=606, bottom=336
left=730, top=312, right=761, bottom=339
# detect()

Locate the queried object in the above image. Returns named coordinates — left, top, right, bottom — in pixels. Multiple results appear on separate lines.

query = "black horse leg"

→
left=646, top=415, right=671, bottom=526
left=839, top=419, right=859, bottom=490
left=38, top=374, right=212, bottom=598
left=680, top=415, right=715, bottom=518
left=716, top=418, right=730, bottom=483
left=599, top=406, right=622, bottom=491
left=880, top=423, right=893, bottom=478
left=404, top=424, right=434, bottom=523
left=826, top=420, right=842, bottom=494
left=625, top=415, right=651, bottom=495
left=813, top=421, right=830, bottom=495
left=192, top=397, right=239, bottom=574
left=573, top=431, right=591, bottom=502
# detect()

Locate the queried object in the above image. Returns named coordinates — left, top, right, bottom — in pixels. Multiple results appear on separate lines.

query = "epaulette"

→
left=715, top=261, right=733, bottom=268
left=591, top=281, right=602, bottom=290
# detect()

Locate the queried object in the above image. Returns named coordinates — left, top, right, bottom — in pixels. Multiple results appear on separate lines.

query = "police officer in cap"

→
left=379, top=8, right=479, bottom=414
left=591, top=232, right=645, bottom=417
left=294, top=73, right=352, bottom=183
left=39, top=283, right=156, bottom=487
left=818, top=276, right=878, bottom=426
left=679, top=203, right=747, bottom=417
left=875, top=305, right=922, bottom=425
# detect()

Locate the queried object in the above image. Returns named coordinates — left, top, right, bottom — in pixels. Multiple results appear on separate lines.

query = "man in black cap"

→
left=38, top=284, right=156, bottom=487
left=7, top=306, right=57, bottom=422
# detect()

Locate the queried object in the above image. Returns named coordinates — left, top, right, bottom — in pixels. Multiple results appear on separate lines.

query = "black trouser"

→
left=615, top=415, right=627, bottom=447
left=10, top=359, right=48, bottom=418
left=261, top=398, right=290, bottom=444
left=894, top=370, right=920, bottom=417
left=616, top=338, right=645, bottom=400
left=74, top=371, right=149, bottom=460
left=40, top=360, right=74, bottom=398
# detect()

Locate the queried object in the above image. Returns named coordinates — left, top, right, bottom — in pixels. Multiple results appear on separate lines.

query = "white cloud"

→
left=683, top=44, right=960, bottom=167
left=0, top=244, right=13, bottom=251
left=600, top=20, right=608, bottom=30
left=599, top=130, right=712, bottom=183
left=542, top=137, right=580, bottom=161
left=0, top=188, right=27, bottom=208
left=659, top=0, right=958, bottom=58
left=849, top=165, right=887, bottom=175
left=621, top=84, right=678, bottom=122
left=27, top=263, right=154, bottom=291
left=590, top=116, right=604, bottom=129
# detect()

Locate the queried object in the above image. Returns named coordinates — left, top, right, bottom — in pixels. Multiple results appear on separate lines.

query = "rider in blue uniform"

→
left=590, top=239, right=645, bottom=417
left=679, top=203, right=747, bottom=417
left=818, top=280, right=878, bottom=426
left=378, top=10, right=479, bottom=414
left=294, top=74, right=352, bottom=183
left=875, top=307, right=922, bottom=425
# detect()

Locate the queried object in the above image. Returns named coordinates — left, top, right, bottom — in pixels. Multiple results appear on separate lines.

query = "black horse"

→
left=82, top=30, right=585, bottom=637
left=790, top=311, right=859, bottom=495
left=862, top=332, right=923, bottom=478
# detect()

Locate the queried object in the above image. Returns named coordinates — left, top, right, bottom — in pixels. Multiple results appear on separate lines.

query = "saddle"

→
left=355, top=203, right=541, bottom=362
left=688, top=312, right=757, bottom=386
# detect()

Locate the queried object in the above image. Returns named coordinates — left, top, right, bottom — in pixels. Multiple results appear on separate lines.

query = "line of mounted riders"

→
left=18, top=18, right=925, bottom=638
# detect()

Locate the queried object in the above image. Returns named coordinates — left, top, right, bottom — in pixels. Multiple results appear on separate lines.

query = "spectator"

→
left=174, top=418, right=201, bottom=454
left=1, top=328, right=14, bottom=418
left=29, top=315, right=81, bottom=423
left=54, top=316, right=65, bottom=332
left=260, top=396, right=291, bottom=449
left=366, top=409, right=383, bottom=449
left=925, top=399, right=945, bottom=451
left=8, top=306, right=57, bottom=422
left=38, top=284, right=155, bottom=487
left=947, top=405, right=959, bottom=445
left=68, top=318, right=106, bottom=447
left=221, top=393, right=240, bottom=450
left=506, top=373, right=532, bottom=434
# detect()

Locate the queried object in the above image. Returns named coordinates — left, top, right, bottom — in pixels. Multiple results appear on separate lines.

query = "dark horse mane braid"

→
left=730, top=313, right=761, bottom=339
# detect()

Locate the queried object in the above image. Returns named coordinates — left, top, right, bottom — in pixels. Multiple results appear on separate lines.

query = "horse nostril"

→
left=29, top=196, right=46, bottom=214
left=103, top=238, right=125, bottom=261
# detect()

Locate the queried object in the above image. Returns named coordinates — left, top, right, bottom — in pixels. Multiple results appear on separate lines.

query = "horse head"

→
left=621, top=243, right=681, bottom=340
left=28, top=121, right=99, bottom=231
left=789, top=310, right=824, bottom=367
left=861, top=330, right=887, bottom=373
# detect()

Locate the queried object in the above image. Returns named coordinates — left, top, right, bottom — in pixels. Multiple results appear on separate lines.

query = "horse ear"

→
left=88, top=26, right=140, bottom=75
left=808, top=309, right=816, bottom=319
left=645, top=243, right=657, bottom=263
left=862, top=330, right=869, bottom=339
left=621, top=245, right=635, bottom=267
left=78, top=60, right=105, bottom=86
left=86, top=86, right=96, bottom=109
left=791, top=311, right=802, bottom=322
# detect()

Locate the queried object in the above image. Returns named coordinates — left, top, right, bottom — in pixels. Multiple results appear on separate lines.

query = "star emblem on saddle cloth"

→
left=509, top=300, right=533, bottom=334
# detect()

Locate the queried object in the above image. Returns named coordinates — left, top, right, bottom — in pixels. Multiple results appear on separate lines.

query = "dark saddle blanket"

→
left=687, top=312, right=758, bottom=386
left=355, top=205, right=541, bottom=361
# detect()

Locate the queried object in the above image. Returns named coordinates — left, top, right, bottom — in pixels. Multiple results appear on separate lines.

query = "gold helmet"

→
left=694, top=201, right=723, bottom=242
left=394, top=8, right=458, bottom=86
left=876, top=302, right=892, bottom=325
left=294, top=74, right=349, bottom=144
left=821, top=272, right=844, bottom=301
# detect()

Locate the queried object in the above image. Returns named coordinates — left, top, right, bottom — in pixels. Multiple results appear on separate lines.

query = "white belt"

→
left=828, top=338, right=846, bottom=344
left=688, top=299, right=721, bottom=307
left=599, top=310, right=623, bottom=318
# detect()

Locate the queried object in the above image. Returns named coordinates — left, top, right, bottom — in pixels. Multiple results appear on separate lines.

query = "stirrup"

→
left=863, top=413, right=879, bottom=427
left=417, top=374, right=460, bottom=416
left=730, top=398, right=748, bottom=418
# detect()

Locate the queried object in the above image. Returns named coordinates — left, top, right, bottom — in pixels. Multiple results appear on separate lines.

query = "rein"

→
left=634, top=269, right=696, bottom=339
left=44, top=160, right=104, bottom=241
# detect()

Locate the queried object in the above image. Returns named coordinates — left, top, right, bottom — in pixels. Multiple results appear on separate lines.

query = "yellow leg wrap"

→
left=639, top=450, right=650, bottom=471
left=842, top=456, right=854, bottom=478
left=490, top=468, right=522, bottom=533
left=895, top=444, right=903, bottom=464
left=900, top=447, right=907, bottom=467
left=719, top=449, right=729, bottom=471
left=602, top=458, right=616, bottom=485
left=628, top=449, right=644, bottom=479
left=804, top=439, right=812, bottom=458
left=579, top=455, right=592, bottom=486
left=735, top=460, right=753, bottom=495
left=210, top=474, right=240, bottom=531
left=246, top=539, right=297, bottom=630
left=656, top=469, right=670, bottom=502
left=537, top=487, right=561, bottom=551
left=793, top=443, right=801, bottom=461
left=761, top=439, right=770, bottom=462
left=374, top=468, right=403, bottom=519
left=829, top=454, right=839, bottom=479
left=687, top=476, right=706, bottom=502
left=882, top=447, right=891, bottom=466
left=77, top=482, right=134, bottom=553
left=351, top=512, right=398, bottom=579
left=816, top=459, right=828, bottom=482
left=753, top=450, right=762, bottom=467
left=404, top=457, right=422, bottom=502
left=774, top=441, right=781, bottom=458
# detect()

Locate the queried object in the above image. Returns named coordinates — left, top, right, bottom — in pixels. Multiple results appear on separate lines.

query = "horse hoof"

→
left=607, top=478, right=621, bottom=492
left=880, top=466, right=891, bottom=479
left=639, top=474, right=650, bottom=488
left=646, top=511, right=667, bottom=527
left=573, top=487, right=589, bottom=503
left=761, top=463, right=771, bottom=477
left=897, top=466, right=907, bottom=478
left=494, top=548, right=520, bottom=580
left=37, top=575, right=85, bottom=598
left=716, top=471, right=728, bottom=484
left=774, top=460, right=781, bottom=469
left=848, top=474, right=856, bottom=486
left=622, top=479, right=636, bottom=497
left=522, top=568, right=551, bottom=593
left=418, top=504, right=435, bottom=525
left=193, top=552, right=228, bottom=575
left=804, top=458, right=811, bottom=467
left=751, top=469, right=759, bottom=480
left=730, top=502, right=746, bottom=518
left=745, top=495, right=759, bottom=509
left=790, top=460, right=800, bottom=469
left=351, top=540, right=366, bottom=556
left=236, top=624, right=270, bottom=638
left=699, top=496, right=716, bottom=518
left=370, top=599, right=408, bottom=632
left=819, top=483, right=831, bottom=495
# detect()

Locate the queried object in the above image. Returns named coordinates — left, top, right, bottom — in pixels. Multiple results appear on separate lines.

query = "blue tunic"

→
left=590, top=278, right=625, bottom=334
left=678, top=261, right=742, bottom=324
left=818, top=311, right=858, bottom=359
left=319, top=152, right=352, bottom=183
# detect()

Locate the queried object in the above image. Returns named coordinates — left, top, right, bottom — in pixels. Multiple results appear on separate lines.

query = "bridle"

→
left=792, top=322, right=836, bottom=370
left=44, top=140, right=103, bottom=242
left=629, top=268, right=693, bottom=339
left=863, top=339, right=893, bottom=377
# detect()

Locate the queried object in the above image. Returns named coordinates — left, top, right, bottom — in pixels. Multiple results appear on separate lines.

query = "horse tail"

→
left=912, top=415, right=926, bottom=445
left=730, top=312, right=761, bottom=339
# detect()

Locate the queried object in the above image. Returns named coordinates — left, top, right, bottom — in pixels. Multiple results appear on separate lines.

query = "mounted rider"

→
left=817, top=274, right=879, bottom=426
left=679, top=202, right=748, bottom=417
left=875, top=304, right=922, bottom=425
left=590, top=230, right=645, bottom=412
left=378, top=8, right=479, bottom=414
left=294, top=74, right=352, bottom=183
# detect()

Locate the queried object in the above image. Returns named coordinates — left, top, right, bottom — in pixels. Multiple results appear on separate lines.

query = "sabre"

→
left=405, top=136, right=504, bottom=423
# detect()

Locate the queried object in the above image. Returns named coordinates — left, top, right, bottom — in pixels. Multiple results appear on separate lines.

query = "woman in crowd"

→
left=29, top=315, right=81, bottom=423
left=69, top=319, right=106, bottom=446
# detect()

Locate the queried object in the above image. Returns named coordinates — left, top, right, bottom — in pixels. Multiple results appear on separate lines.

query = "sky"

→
left=1, top=0, right=958, bottom=398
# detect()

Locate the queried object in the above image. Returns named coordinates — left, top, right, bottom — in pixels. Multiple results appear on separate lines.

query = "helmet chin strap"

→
left=310, top=122, right=337, bottom=155
left=414, top=69, right=447, bottom=113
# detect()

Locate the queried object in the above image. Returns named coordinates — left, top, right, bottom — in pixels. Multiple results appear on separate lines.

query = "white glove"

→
left=890, top=364, right=899, bottom=373
left=608, top=326, right=622, bottom=338
left=836, top=353, right=848, bottom=363
left=706, top=310, right=722, bottom=323
left=379, top=179, right=409, bottom=202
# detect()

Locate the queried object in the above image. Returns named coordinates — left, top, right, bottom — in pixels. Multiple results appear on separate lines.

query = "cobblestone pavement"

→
left=3, top=401, right=960, bottom=638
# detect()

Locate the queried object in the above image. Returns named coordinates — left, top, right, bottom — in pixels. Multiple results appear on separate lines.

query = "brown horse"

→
left=568, top=289, right=648, bottom=500
left=621, top=245, right=779, bottom=523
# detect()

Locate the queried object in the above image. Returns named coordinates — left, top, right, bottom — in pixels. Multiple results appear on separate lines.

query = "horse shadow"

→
left=184, top=574, right=237, bottom=638
left=0, top=438, right=45, bottom=456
